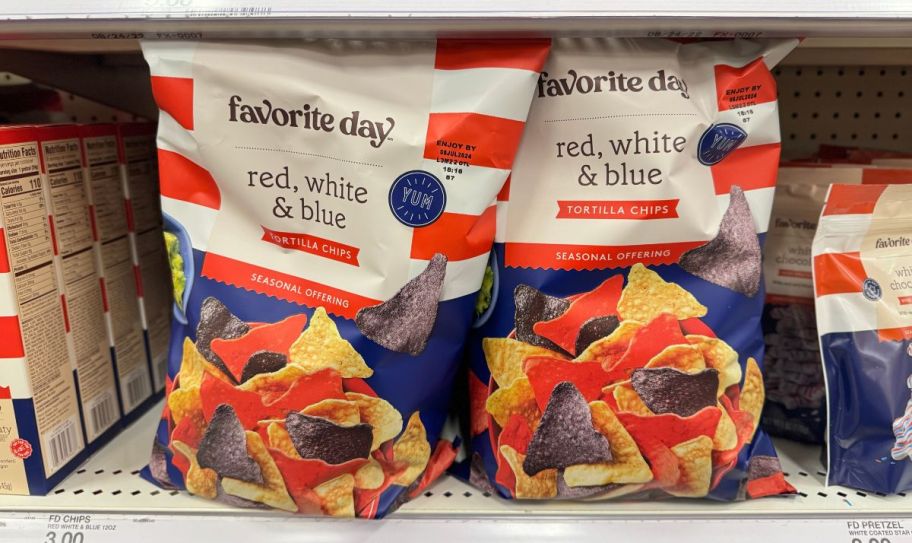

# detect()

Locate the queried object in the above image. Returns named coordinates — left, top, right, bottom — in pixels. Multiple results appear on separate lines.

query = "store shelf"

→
left=0, top=400, right=908, bottom=519
left=0, top=1, right=911, bottom=38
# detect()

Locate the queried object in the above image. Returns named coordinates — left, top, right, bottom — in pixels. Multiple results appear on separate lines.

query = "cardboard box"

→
left=117, top=122, right=170, bottom=394
left=38, top=125, right=123, bottom=449
left=0, top=126, right=86, bottom=495
left=80, top=124, right=155, bottom=421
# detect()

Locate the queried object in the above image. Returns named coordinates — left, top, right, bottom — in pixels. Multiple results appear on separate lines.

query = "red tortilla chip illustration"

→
left=606, top=313, right=687, bottom=378
left=524, top=357, right=614, bottom=411
left=679, top=317, right=716, bottom=338
left=499, top=414, right=534, bottom=455
left=409, top=440, right=459, bottom=498
left=469, top=371, right=489, bottom=436
left=711, top=396, right=757, bottom=488
left=492, top=414, right=527, bottom=496
left=210, top=313, right=308, bottom=382
left=494, top=451, right=516, bottom=497
left=171, top=409, right=206, bottom=450
left=271, top=449, right=366, bottom=490
left=617, top=406, right=722, bottom=449
left=354, top=455, right=409, bottom=517
left=532, top=276, right=623, bottom=355
left=267, top=369, right=346, bottom=413
left=746, top=473, right=795, bottom=498
left=343, top=377, right=377, bottom=397
left=200, top=373, right=272, bottom=429
left=635, top=434, right=681, bottom=488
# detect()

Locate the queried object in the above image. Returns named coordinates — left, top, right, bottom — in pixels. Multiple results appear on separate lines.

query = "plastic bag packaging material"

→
left=814, top=183, right=912, bottom=494
left=140, top=38, right=551, bottom=517
left=763, top=166, right=912, bottom=443
left=465, top=37, right=799, bottom=502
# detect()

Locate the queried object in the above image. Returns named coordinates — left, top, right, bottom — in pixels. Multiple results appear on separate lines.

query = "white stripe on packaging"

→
left=2, top=357, right=33, bottom=400
left=0, top=273, right=17, bottom=316
left=814, top=291, right=878, bottom=335
left=142, top=41, right=198, bottom=78
left=407, top=251, right=489, bottom=301
left=418, top=158, right=507, bottom=217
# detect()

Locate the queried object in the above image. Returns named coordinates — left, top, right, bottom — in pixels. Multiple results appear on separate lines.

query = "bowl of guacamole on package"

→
left=473, top=251, right=499, bottom=328
left=163, top=212, right=193, bottom=324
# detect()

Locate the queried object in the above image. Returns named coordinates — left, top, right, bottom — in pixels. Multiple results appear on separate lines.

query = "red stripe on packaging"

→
left=124, top=199, right=135, bottom=232
left=261, top=226, right=361, bottom=266
left=424, top=113, right=526, bottom=171
left=99, top=278, right=110, bottom=312
left=158, top=149, right=221, bottom=210
left=133, top=265, right=144, bottom=298
left=0, top=386, right=9, bottom=400
left=0, top=228, right=10, bottom=273
left=813, top=252, right=865, bottom=295
left=434, top=39, right=551, bottom=72
left=710, top=142, right=781, bottom=195
left=0, top=316, right=25, bottom=358
left=150, top=76, right=194, bottom=130
left=714, top=57, right=777, bottom=112
left=556, top=199, right=679, bottom=220
left=201, top=253, right=380, bottom=320
left=410, top=207, right=495, bottom=262
left=504, top=240, right=705, bottom=271
left=877, top=327, right=912, bottom=342
left=822, top=184, right=886, bottom=216
left=48, top=216, right=58, bottom=255
left=88, top=205, right=99, bottom=242
left=497, top=175, right=511, bottom=202
left=60, top=294, right=71, bottom=333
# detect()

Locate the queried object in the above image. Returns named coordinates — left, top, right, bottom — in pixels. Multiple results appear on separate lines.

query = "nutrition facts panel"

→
left=44, top=137, right=121, bottom=443
left=45, top=140, right=92, bottom=255
left=84, top=135, right=127, bottom=242
left=0, top=142, right=83, bottom=478
left=101, top=235, right=150, bottom=414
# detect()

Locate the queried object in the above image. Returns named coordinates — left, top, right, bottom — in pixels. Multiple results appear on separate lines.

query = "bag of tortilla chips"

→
left=140, top=38, right=550, bottom=517
left=466, top=38, right=797, bottom=501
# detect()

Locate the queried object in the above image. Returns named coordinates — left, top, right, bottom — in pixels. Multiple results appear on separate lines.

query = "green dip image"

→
left=475, top=264, right=494, bottom=317
left=164, top=231, right=186, bottom=309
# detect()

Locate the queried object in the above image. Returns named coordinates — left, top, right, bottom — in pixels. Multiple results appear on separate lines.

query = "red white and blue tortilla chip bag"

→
left=465, top=38, right=798, bottom=501
left=140, top=38, right=550, bottom=517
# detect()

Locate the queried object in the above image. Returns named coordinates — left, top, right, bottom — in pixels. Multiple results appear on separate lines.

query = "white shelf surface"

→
left=0, top=400, right=909, bottom=519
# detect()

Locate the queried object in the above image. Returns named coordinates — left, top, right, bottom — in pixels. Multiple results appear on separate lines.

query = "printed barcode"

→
left=126, top=372, right=150, bottom=409
left=48, top=422, right=79, bottom=471
left=90, top=394, right=117, bottom=435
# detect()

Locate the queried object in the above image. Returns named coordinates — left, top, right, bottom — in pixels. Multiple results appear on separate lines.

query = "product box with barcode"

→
left=117, top=122, right=170, bottom=394
left=0, top=125, right=87, bottom=495
left=81, top=124, right=156, bottom=422
left=38, top=125, right=123, bottom=450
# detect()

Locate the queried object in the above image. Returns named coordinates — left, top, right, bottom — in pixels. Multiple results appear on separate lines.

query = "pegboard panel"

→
left=0, top=71, right=142, bottom=124
left=777, top=65, right=911, bottom=159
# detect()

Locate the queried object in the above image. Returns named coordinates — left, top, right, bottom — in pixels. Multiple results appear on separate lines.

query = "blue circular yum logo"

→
left=388, top=170, right=446, bottom=227
left=697, top=123, right=748, bottom=166
left=863, top=278, right=882, bottom=301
